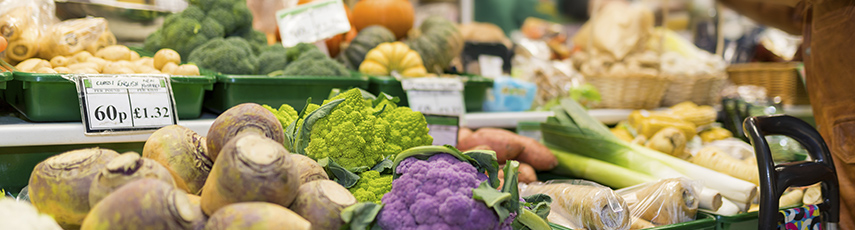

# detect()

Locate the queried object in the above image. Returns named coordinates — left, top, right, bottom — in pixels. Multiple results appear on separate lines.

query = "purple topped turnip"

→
left=289, top=180, right=356, bottom=230
left=204, top=202, right=311, bottom=230
left=206, top=103, right=285, bottom=162
left=143, top=125, right=212, bottom=194
left=81, top=178, right=205, bottom=230
left=290, top=154, right=329, bottom=184
left=88, top=152, right=176, bottom=207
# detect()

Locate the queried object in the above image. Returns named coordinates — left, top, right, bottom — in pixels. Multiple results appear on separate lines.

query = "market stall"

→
left=0, top=0, right=832, bottom=229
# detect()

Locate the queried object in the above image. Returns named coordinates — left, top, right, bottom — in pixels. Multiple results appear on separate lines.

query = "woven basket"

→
left=586, top=72, right=671, bottom=109
left=726, top=62, right=809, bottom=105
left=660, top=72, right=729, bottom=107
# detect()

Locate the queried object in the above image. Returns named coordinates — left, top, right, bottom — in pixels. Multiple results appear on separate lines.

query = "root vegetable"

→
left=291, top=154, right=329, bottom=184
left=204, top=202, right=311, bottom=230
left=101, top=67, right=135, bottom=74
left=458, top=128, right=557, bottom=170
left=200, top=133, right=300, bottom=216
left=72, top=51, right=93, bottom=64
left=630, top=216, right=655, bottom=230
left=130, top=51, right=140, bottom=61
left=50, top=56, right=69, bottom=67
left=68, top=63, right=100, bottom=73
left=803, top=184, right=822, bottom=205
left=95, top=45, right=132, bottom=61
left=620, top=178, right=699, bottom=225
left=28, top=148, right=120, bottom=229
left=88, top=152, right=177, bottom=207
left=161, top=62, right=179, bottom=74
left=780, top=189, right=804, bottom=207
left=154, top=48, right=181, bottom=70
left=54, top=67, right=72, bottom=73
left=289, top=180, right=356, bottom=230
left=15, top=58, right=50, bottom=72
left=174, top=64, right=200, bottom=76
left=689, top=146, right=759, bottom=185
left=521, top=182, right=631, bottom=230
left=206, top=103, right=285, bottom=161
left=458, top=127, right=473, bottom=142
left=498, top=162, right=537, bottom=184
left=645, top=127, right=688, bottom=159
left=0, top=199, right=63, bottom=230
left=35, top=67, right=57, bottom=74
left=143, top=125, right=213, bottom=194
left=81, top=179, right=205, bottom=230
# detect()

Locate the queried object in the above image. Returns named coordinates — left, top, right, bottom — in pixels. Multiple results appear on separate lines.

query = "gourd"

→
left=351, top=0, right=414, bottom=40
left=404, top=16, right=464, bottom=74
left=359, top=41, right=426, bottom=77
left=339, top=26, right=396, bottom=70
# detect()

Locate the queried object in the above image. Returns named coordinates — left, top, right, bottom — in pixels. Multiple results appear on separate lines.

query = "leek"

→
left=548, top=147, right=656, bottom=189
left=542, top=98, right=758, bottom=205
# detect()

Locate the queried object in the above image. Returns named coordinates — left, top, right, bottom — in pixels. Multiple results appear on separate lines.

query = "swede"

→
left=200, top=133, right=300, bottom=216
left=205, top=202, right=311, bottom=230
left=81, top=179, right=205, bottom=230
left=206, top=103, right=285, bottom=162
left=143, top=125, right=212, bottom=194
left=289, top=180, right=356, bottom=230
left=291, top=154, right=329, bottom=184
left=28, top=148, right=119, bottom=229
left=88, top=152, right=176, bottom=207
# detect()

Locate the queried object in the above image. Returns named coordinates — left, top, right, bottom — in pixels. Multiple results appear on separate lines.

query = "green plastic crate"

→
left=3, top=72, right=215, bottom=122
left=366, top=75, right=493, bottom=112
left=0, top=71, right=11, bottom=90
left=712, top=211, right=759, bottom=230
left=0, top=142, right=145, bottom=195
left=547, top=212, right=716, bottom=230
left=204, top=74, right=369, bottom=113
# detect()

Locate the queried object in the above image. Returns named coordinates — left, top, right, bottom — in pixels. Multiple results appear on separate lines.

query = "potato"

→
left=72, top=51, right=94, bottom=63
left=154, top=48, right=181, bottom=70
left=71, top=67, right=100, bottom=74
left=95, top=45, right=132, bottom=61
left=135, top=66, right=161, bottom=74
left=28, top=148, right=120, bottom=229
left=134, top=57, right=155, bottom=68
left=68, top=62, right=100, bottom=72
left=15, top=58, right=51, bottom=72
left=35, top=67, right=58, bottom=74
left=102, top=67, right=135, bottom=74
left=81, top=179, right=205, bottom=230
left=130, top=51, right=141, bottom=61
left=54, top=67, right=73, bottom=73
left=161, top=62, right=179, bottom=74
left=173, top=64, right=200, bottom=76
left=50, top=56, right=69, bottom=67
left=143, top=125, right=213, bottom=195
left=86, top=57, right=109, bottom=72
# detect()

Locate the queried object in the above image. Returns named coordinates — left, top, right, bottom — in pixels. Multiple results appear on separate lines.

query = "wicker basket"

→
left=660, top=72, right=729, bottom=107
left=586, top=72, right=671, bottom=110
left=726, top=62, right=809, bottom=105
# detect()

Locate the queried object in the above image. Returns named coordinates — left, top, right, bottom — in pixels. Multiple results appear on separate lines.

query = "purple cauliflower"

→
left=377, top=153, right=506, bottom=230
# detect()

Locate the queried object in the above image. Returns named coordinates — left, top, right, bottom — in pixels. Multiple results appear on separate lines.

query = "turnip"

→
left=291, top=154, right=329, bottom=184
left=204, top=202, right=311, bottom=230
left=143, top=125, right=213, bottom=194
left=88, top=152, right=176, bottom=207
left=200, top=133, right=300, bottom=216
left=81, top=179, right=205, bottom=230
left=28, top=148, right=120, bottom=229
left=206, top=103, right=285, bottom=162
left=289, top=180, right=356, bottom=230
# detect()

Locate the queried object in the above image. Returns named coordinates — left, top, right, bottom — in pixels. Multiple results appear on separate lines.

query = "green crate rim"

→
left=12, top=71, right=216, bottom=84
left=0, top=71, right=11, bottom=81
left=546, top=212, right=717, bottom=230
left=367, top=74, right=494, bottom=86
left=216, top=74, right=368, bottom=84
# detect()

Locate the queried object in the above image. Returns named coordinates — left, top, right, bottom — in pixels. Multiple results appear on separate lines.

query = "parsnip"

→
left=690, top=146, right=759, bottom=186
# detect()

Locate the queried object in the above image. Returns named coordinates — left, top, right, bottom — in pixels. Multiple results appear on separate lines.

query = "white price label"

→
left=74, top=75, right=178, bottom=134
left=404, top=78, right=466, bottom=116
left=276, top=0, right=351, bottom=48
left=425, top=115, right=460, bottom=147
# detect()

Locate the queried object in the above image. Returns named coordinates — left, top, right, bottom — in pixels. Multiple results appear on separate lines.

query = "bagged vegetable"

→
left=520, top=180, right=631, bottom=230
left=0, top=0, right=57, bottom=62
left=616, top=178, right=701, bottom=227
left=38, top=17, right=111, bottom=59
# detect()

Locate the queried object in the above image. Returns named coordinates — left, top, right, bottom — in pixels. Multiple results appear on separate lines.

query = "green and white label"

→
left=425, top=115, right=460, bottom=147
left=402, top=77, right=466, bottom=116
left=73, top=75, right=178, bottom=134
left=276, top=0, right=351, bottom=48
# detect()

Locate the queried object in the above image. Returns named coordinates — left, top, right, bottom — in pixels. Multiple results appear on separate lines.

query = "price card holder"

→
left=402, top=77, right=466, bottom=116
left=424, top=114, right=460, bottom=147
left=69, top=74, right=179, bottom=135
left=276, top=0, right=351, bottom=48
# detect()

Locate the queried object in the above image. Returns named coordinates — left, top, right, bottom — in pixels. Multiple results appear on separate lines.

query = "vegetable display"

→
left=457, top=127, right=558, bottom=171
left=404, top=16, right=464, bottom=73
left=205, top=202, right=311, bottom=230
left=339, top=25, right=397, bottom=70
left=88, top=152, right=177, bottom=207
left=80, top=179, right=206, bottom=230
left=143, top=125, right=213, bottom=194
left=358, top=41, right=427, bottom=77
left=289, top=180, right=357, bottom=229
left=520, top=181, right=631, bottom=230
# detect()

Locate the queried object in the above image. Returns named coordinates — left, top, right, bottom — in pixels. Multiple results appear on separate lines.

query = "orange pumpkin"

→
left=351, top=0, right=414, bottom=40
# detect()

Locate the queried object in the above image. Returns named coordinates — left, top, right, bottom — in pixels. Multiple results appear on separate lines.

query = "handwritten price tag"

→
left=424, top=115, right=460, bottom=147
left=276, top=0, right=351, bottom=48
left=72, top=75, right=178, bottom=134
left=402, top=77, right=466, bottom=116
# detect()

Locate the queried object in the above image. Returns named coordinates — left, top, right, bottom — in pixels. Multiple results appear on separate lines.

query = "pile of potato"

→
left=14, top=45, right=200, bottom=76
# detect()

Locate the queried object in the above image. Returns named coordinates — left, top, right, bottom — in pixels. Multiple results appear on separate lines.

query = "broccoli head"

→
left=285, top=43, right=320, bottom=62
left=190, top=0, right=237, bottom=12
left=182, top=5, right=206, bottom=21
left=206, top=8, right=238, bottom=35
left=160, top=16, right=207, bottom=57
left=230, top=1, right=253, bottom=32
left=200, top=17, right=225, bottom=39
left=143, top=30, right=162, bottom=52
left=187, top=37, right=256, bottom=75
left=232, top=27, right=268, bottom=55
left=256, top=46, right=288, bottom=75
left=349, top=170, right=392, bottom=204
left=282, top=57, right=351, bottom=77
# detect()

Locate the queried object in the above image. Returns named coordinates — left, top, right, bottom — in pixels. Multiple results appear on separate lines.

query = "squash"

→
left=351, top=0, right=414, bottom=40
left=404, top=16, right=463, bottom=74
left=339, top=26, right=396, bottom=70
left=359, top=42, right=426, bottom=77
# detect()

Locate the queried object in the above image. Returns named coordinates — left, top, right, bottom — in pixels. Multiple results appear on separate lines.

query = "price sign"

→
left=402, top=77, right=466, bottom=116
left=276, top=0, right=351, bottom=48
left=424, top=115, right=460, bottom=147
left=73, top=75, right=178, bottom=134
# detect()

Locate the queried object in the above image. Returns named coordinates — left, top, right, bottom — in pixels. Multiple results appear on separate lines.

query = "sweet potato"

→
left=458, top=128, right=557, bottom=171
left=458, top=127, right=474, bottom=143
left=498, top=162, right=538, bottom=185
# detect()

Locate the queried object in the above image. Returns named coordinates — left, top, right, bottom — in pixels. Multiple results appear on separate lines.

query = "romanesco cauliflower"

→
left=349, top=170, right=392, bottom=204
left=263, top=104, right=298, bottom=129
left=304, top=88, right=432, bottom=169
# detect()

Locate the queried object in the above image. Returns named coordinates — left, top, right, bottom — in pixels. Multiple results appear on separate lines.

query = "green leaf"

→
left=283, top=118, right=299, bottom=152
left=358, top=88, right=378, bottom=100
left=502, top=160, right=521, bottom=212
left=298, top=97, right=313, bottom=119
left=349, top=166, right=371, bottom=174
left=294, top=98, right=345, bottom=155
left=512, top=209, right=552, bottom=230
left=319, top=157, right=360, bottom=188
left=462, top=150, right=501, bottom=188
left=522, top=194, right=552, bottom=220
left=371, top=92, right=400, bottom=107
left=472, top=181, right=512, bottom=222
left=340, top=202, right=383, bottom=230
left=328, top=88, right=342, bottom=99
left=370, top=156, right=394, bottom=174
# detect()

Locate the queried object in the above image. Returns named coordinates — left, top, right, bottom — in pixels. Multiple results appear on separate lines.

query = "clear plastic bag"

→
left=38, top=17, right=113, bottom=59
left=520, top=180, right=631, bottom=230
left=616, top=178, right=702, bottom=228
left=0, top=0, right=58, bottom=63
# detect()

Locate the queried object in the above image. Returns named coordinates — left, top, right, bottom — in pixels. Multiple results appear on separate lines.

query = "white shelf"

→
left=0, top=109, right=634, bottom=147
